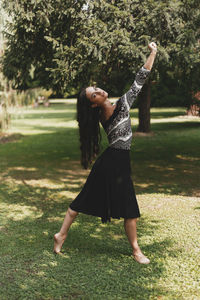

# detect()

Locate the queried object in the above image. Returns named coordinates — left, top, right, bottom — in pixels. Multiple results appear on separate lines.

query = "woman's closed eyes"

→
left=92, top=87, right=98, bottom=98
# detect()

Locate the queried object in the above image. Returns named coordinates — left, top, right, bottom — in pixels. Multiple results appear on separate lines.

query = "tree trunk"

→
left=186, top=91, right=200, bottom=116
left=136, top=81, right=151, bottom=133
left=186, top=104, right=200, bottom=116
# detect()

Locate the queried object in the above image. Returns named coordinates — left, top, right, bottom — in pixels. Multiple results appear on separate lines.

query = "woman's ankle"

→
left=57, top=232, right=67, bottom=239
left=132, top=246, right=141, bottom=254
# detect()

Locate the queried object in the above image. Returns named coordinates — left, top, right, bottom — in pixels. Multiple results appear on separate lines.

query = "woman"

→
left=54, top=42, right=157, bottom=264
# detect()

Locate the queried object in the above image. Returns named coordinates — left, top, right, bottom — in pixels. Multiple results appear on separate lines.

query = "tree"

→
left=1, top=0, right=168, bottom=93
left=2, top=0, right=200, bottom=131
left=174, top=0, right=200, bottom=112
left=130, top=0, right=200, bottom=131
left=2, top=0, right=89, bottom=94
left=0, top=0, right=11, bottom=132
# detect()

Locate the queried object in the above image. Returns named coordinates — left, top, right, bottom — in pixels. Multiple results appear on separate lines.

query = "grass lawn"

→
left=0, top=103, right=200, bottom=300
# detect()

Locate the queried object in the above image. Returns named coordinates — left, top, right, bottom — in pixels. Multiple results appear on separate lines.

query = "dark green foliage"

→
left=151, top=69, right=195, bottom=108
left=2, top=0, right=200, bottom=105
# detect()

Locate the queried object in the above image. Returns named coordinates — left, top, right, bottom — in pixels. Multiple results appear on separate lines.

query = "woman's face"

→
left=86, top=86, right=108, bottom=107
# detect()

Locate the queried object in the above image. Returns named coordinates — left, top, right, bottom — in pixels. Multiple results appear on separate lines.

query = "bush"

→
left=0, top=88, right=52, bottom=132
left=151, top=76, right=189, bottom=108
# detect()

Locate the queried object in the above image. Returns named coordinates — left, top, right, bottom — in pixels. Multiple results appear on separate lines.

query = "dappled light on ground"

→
left=151, top=115, right=200, bottom=124
left=176, top=154, right=200, bottom=162
left=0, top=202, right=43, bottom=222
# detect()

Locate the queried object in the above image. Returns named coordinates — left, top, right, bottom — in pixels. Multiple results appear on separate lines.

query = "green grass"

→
left=0, top=103, right=200, bottom=300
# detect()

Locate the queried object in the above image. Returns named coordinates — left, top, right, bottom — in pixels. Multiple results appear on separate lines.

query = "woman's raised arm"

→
left=144, top=42, right=157, bottom=71
left=124, top=42, right=157, bottom=110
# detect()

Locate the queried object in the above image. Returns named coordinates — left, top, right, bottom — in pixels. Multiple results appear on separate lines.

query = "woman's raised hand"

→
left=148, top=42, right=157, bottom=53
left=143, top=42, right=157, bottom=70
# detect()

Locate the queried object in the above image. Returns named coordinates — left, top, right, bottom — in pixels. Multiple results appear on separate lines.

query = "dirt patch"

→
left=0, top=133, right=24, bottom=144
left=133, top=131, right=155, bottom=137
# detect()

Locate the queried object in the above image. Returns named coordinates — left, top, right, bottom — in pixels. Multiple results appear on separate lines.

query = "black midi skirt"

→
left=69, top=146, right=140, bottom=223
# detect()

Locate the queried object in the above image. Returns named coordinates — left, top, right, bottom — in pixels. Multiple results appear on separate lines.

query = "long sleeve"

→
left=102, top=66, right=151, bottom=150
left=125, top=66, right=151, bottom=109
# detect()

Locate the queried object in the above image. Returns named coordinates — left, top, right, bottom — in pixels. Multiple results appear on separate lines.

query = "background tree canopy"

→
left=2, top=0, right=200, bottom=103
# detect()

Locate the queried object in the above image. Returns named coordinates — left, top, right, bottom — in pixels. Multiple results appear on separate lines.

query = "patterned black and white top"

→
left=101, top=66, right=150, bottom=150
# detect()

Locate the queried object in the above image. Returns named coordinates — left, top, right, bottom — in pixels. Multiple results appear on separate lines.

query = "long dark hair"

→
left=76, top=88, right=102, bottom=169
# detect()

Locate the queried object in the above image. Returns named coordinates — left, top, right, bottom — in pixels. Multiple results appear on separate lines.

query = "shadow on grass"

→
left=132, top=159, right=200, bottom=196
left=0, top=123, right=199, bottom=200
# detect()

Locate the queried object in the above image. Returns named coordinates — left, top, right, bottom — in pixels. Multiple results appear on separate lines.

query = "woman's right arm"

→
left=124, top=42, right=157, bottom=110
left=143, top=42, right=157, bottom=71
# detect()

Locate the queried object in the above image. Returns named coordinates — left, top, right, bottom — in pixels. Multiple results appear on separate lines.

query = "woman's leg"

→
left=53, top=207, right=78, bottom=253
left=124, top=218, right=150, bottom=264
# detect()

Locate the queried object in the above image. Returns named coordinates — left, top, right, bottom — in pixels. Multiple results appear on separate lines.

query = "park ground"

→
left=0, top=102, right=200, bottom=299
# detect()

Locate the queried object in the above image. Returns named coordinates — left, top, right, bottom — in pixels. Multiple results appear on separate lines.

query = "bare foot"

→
left=133, top=250, right=150, bottom=264
left=53, top=232, right=67, bottom=254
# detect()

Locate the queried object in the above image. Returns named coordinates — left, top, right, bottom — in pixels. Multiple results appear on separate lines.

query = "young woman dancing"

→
left=54, top=42, right=157, bottom=264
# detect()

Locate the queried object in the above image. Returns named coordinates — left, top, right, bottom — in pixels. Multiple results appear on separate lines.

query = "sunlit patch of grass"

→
left=7, top=104, right=78, bottom=135
left=176, top=154, right=200, bottom=161
left=46, top=216, right=64, bottom=222
left=56, top=190, right=78, bottom=199
left=148, top=164, right=176, bottom=171
left=16, top=178, right=66, bottom=189
left=151, top=115, right=200, bottom=124
left=9, top=166, right=38, bottom=171
left=0, top=202, right=43, bottom=222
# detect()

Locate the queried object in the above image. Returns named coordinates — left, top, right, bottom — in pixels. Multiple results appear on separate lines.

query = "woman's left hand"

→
left=148, top=42, right=157, bottom=53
